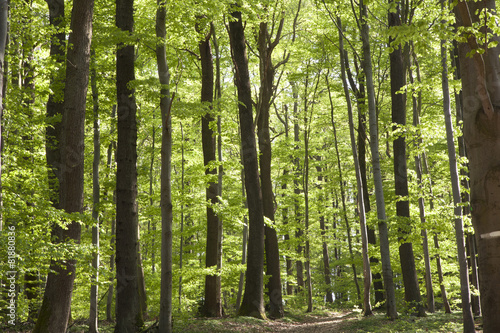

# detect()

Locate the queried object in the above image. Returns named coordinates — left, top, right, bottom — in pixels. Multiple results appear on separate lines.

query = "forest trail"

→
left=271, top=311, right=354, bottom=332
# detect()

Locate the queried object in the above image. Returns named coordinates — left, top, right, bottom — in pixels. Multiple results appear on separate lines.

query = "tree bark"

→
left=198, top=22, right=222, bottom=318
left=359, top=0, right=398, bottom=320
left=89, top=50, right=100, bottom=333
left=256, top=20, right=284, bottom=319
left=228, top=5, right=266, bottom=319
left=440, top=25, right=475, bottom=332
left=337, top=20, right=373, bottom=316
left=388, top=2, right=425, bottom=317
left=115, top=0, right=142, bottom=330
left=34, top=1, right=94, bottom=332
left=156, top=1, right=173, bottom=332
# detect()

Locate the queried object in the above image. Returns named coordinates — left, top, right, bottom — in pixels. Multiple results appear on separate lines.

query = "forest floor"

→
left=3, top=309, right=482, bottom=332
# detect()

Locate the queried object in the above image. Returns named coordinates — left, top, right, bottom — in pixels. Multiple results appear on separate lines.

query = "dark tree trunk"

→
left=256, top=20, right=284, bottom=319
left=115, top=0, right=143, bottom=330
left=44, top=0, right=64, bottom=211
left=33, top=1, right=94, bottom=332
left=228, top=5, right=266, bottom=319
left=198, top=22, right=222, bottom=318
left=388, top=2, right=425, bottom=317
left=156, top=1, right=173, bottom=332
left=89, top=51, right=100, bottom=333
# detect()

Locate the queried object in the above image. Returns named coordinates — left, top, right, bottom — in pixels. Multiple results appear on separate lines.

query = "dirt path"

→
left=272, top=312, right=354, bottom=333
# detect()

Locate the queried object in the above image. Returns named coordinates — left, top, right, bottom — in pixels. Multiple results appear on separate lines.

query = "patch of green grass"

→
left=337, top=311, right=469, bottom=332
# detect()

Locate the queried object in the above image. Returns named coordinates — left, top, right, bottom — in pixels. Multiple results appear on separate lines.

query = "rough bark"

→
left=228, top=5, right=266, bottom=319
left=115, top=0, right=142, bottom=330
left=156, top=1, right=173, bottom=332
left=359, top=0, right=398, bottom=320
left=33, top=1, right=94, bottom=331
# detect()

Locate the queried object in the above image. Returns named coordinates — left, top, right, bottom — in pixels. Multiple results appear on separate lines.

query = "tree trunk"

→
left=359, top=0, right=397, bottom=320
left=89, top=51, right=100, bottom=333
left=44, top=0, right=65, bottom=212
left=337, top=20, right=372, bottom=316
left=198, top=22, right=222, bottom=318
left=256, top=20, right=284, bottom=319
left=440, top=27, right=475, bottom=332
left=409, top=56, right=435, bottom=313
left=317, top=166, right=333, bottom=304
left=228, top=5, right=266, bottom=319
left=33, top=1, right=94, bottom=332
left=156, top=1, right=173, bottom=332
left=236, top=169, right=248, bottom=311
left=455, top=0, right=500, bottom=327
left=388, top=2, right=425, bottom=317
left=115, top=0, right=142, bottom=330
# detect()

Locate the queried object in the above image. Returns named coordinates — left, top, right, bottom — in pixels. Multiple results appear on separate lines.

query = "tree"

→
left=228, top=3, right=266, bottom=319
left=454, top=0, right=500, bottom=330
left=156, top=1, right=173, bottom=331
left=256, top=16, right=285, bottom=319
left=359, top=0, right=398, bottom=320
left=114, top=0, right=143, bottom=330
left=388, top=1, right=425, bottom=316
left=198, top=20, right=222, bottom=318
left=33, top=0, right=94, bottom=331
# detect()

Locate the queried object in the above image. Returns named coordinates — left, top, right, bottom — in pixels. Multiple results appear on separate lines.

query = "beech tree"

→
left=228, top=3, right=266, bottom=319
left=455, top=0, right=500, bottom=331
left=33, top=0, right=94, bottom=331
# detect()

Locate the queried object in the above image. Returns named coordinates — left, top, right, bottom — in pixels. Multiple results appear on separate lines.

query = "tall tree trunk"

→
left=337, top=20, right=372, bottom=316
left=409, top=55, right=435, bottom=313
left=451, top=39, right=482, bottom=318
left=317, top=165, right=333, bottom=304
left=236, top=168, right=248, bottom=311
left=359, top=0, right=397, bottom=320
left=440, top=26, right=475, bottom=332
left=89, top=50, right=100, bottom=333
left=156, top=1, right=173, bottom=332
left=198, top=22, right=222, bottom=318
left=455, top=0, right=500, bottom=328
left=44, top=0, right=65, bottom=211
left=33, top=1, right=94, bottom=332
left=388, top=2, right=425, bottom=317
left=115, top=0, right=142, bottom=330
left=256, top=20, right=284, bottom=319
left=228, top=5, right=266, bottom=319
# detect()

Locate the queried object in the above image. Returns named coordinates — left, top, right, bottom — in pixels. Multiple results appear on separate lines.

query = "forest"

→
left=1, top=0, right=500, bottom=332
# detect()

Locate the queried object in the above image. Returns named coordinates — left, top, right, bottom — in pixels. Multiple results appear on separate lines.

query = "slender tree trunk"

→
left=89, top=51, right=100, bottom=333
left=107, top=115, right=116, bottom=322
left=317, top=166, right=333, bottom=304
left=44, top=0, right=65, bottom=212
left=359, top=0, right=397, bottom=320
left=328, top=73, right=361, bottom=303
left=115, top=0, right=142, bottom=330
left=198, top=22, right=222, bottom=318
left=34, top=1, right=94, bottom=332
left=440, top=30, right=475, bottom=332
left=409, top=56, right=435, bottom=313
left=236, top=168, right=248, bottom=311
left=156, top=1, right=173, bottom=332
left=178, top=122, right=185, bottom=311
left=388, top=2, right=425, bottom=317
left=337, top=20, right=372, bottom=316
left=228, top=5, right=266, bottom=319
left=256, top=20, right=284, bottom=319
